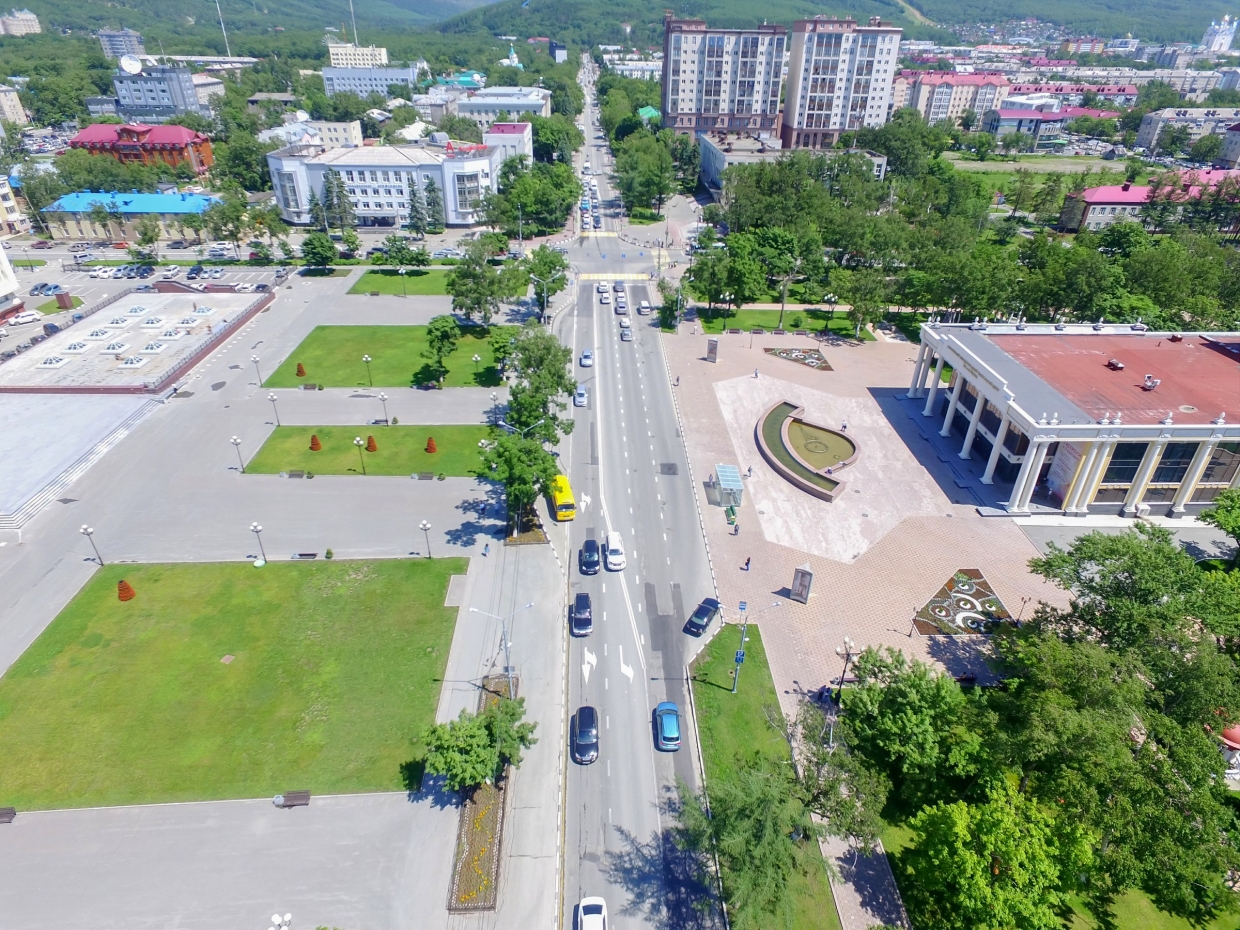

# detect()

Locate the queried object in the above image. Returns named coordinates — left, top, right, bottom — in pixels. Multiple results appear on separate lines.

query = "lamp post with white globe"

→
left=269, top=913, right=292, bottom=930
left=230, top=435, right=245, bottom=472
left=353, top=436, right=366, bottom=474
left=250, top=522, right=267, bottom=564
left=250, top=354, right=262, bottom=383
left=79, top=525, right=104, bottom=566
left=362, top=354, right=373, bottom=387
left=267, top=392, right=280, bottom=426
left=419, top=519, right=432, bottom=558
left=377, top=391, right=389, bottom=424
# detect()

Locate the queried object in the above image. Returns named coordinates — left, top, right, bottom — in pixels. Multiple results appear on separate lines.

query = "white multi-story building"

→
left=896, top=71, right=1009, bottom=125
left=1203, top=16, right=1238, bottom=53
left=455, top=86, right=551, bottom=124
left=191, top=72, right=226, bottom=107
left=0, top=9, right=39, bottom=35
left=98, top=28, right=145, bottom=59
left=0, top=84, right=26, bottom=124
left=661, top=12, right=786, bottom=135
left=326, top=42, right=389, bottom=68
left=483, top=122, right=532, bottom=163
left=0, top=173, right=28, bottom=235
left=1135, top=107, right=1240, bottom=150
left=267, top=137, right=502, bottom=228
left=322, top=66, right=420, bottom=98
left=1215, top=122, right=1240, bottom=167
left=781, top=16, right=903, bottom=150
left=257, top=119, right=363, bottom=148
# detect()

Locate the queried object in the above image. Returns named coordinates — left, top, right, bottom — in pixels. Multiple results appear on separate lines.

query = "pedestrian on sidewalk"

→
left=675, top=375, right=680, bottom=386
left=841, top=420, right=848, bottom=432
left=733, top=522, right=740, bottom=536
left=747, top=465, right=753, bottom=477
left=483, top=542, right=490, bottom=557
left=753, top=368, right=759, bottom=379
left=744, top=556, right=751, bottom=571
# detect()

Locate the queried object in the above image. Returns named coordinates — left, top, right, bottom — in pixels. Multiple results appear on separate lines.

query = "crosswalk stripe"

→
left=578, top=272, right=650, bottom=281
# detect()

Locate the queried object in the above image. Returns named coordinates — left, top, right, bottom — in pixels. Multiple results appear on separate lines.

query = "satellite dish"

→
left=119, top=55, right=142, bottom=75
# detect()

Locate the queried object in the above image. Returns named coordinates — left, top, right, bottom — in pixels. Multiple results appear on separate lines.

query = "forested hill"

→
left=439, top=0, right=1238, bottom=46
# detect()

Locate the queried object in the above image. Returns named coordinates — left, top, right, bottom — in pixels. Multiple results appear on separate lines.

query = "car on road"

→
left=595, top=282, right=607, bottom=293
left=11, top=311, right=40, bottom=325
left=613, top=281, right=625, bottom=292
left=31, top=240, right=53, bottom=249
left=574, top=385, right=588, bottom=407
left=579, top=538, right=600, bottom=575
left=638, top=300, right=651, bottom=315
left=592, top=215, right=602, bottom=229
left=653, top=702, right=681, bottom=751
left=44, top=284, right=64, bottom=295
left=28, top=282, right=47, bottom=296
left=604, top=531, right=626, bottom=571
left=167, top=239, right=188, bottom=249
left=571, top=706, right=600, bottom=764
left=112, top=241, right=129, bottom=249
left=685, top=597, right=721, bottom=636
left=431, top=247, right=462, bottom=259
left=599, top=292, right=610, bottom=304
left=620, top=328, right=633, bottom=342
left=578, top=896, right=608, bottom=930
left=571, top=592, right=593, bottom=636
left=618, top=317, right=631, bottom=330
left=68, top=242, right=91, bottom=252
left=579, top=349, right=593, bottom=367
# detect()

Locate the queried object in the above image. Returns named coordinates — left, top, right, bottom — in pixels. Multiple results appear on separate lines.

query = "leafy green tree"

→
left=203, top=192, right=250, bottom=258
left=504, top=320, right=576, bottom=444
left=484, top=695, right=537, bottom=769
left=307, top=189, right=327, bottom=231
left=1189, top=133, right=1224, bottom=164
left=656, top=276, right=681, bottom=329
left=723, top=233, right=766, bottom=312
left=423, top=709, right=497, bottom=793
left=687, top=243, right=729, bottom=313
left=480, top=432, right=560, bottom=532
left=1008, top=169, right=1037, bottom=215
left=422, top=314, right=460, bottom=384
left=835, top=267, right=890, bottom=337
left=901, top=781, right=1094, bottom=930
left=1137, top=80, right=1182, bottom=111
left=1156, top=124, right=1191, bottom=155
left=340, top=228, right=361, bottom=255
left=437, top=114, right=483, bottom=143
left=970, top=131, right=997, bottom=161
left=522, top=244, right=569, bottom=316
left=211, top=135, right=277, bottom=192
left=134, top=214, right=161, bottom=258
left=615, top=132, right=675, bottom=215
left=423, top=178, right=445, bottom=233
left=447, top=241, right=514, bottom=325
left=300, top=231, right=337, bottom=268
left=405, top=179, right=428, bottom=239
left=668, top=132, right=700, bottom=193
left=1199, top=489, right=1240, bottom=567
left=19, top=170, right=66, bottom=235
left=529, top=113, right=583, bottom=163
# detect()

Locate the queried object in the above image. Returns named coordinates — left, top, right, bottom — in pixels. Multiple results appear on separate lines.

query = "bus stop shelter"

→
left=715, top=464, right=744, bottom=507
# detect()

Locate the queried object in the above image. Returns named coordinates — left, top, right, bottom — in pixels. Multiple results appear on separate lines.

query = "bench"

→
left=291, top=552, right=318, bottom=560
left=275, top=790, right=311, bottom=808
left=0, top=807, right=15, bottom=824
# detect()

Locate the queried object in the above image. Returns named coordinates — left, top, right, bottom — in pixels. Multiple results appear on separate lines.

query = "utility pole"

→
left=348, top=0, right=359, bottom=47
left=213, top=0, right=232, bottom=57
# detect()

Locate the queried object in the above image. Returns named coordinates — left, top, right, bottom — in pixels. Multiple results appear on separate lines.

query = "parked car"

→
left=167, top=239, right=188, bottom=249
left=134, top=284, right=157, bottom=293
left=112, top=241, right=129, bottom=249
left=685, top=597, right=721, bottom=636
left=431, top=247, right=462, bottom=259
left=579, top=538, right=600, bottom=575
left=27, top=283, right=47, bottom=296
left=604, top=531, right=626, bottom=571
left=11, top=310, right=40, bottom=325
left=44, top=284, right=64, bottom=295
left=187, top=264, right=204, bottom=279
left=599, top=292, right=610, bottom=305
left=31, top=240, right=53, bottom=249
left=161, top=267, right=181, bottom=279
left=29, top=332, right=46, bottom=344
left=235, top=282, right=257, bottom=292
left=42, top=322, right=60, bottom=336
left=571, top=592, right=593, bottom=636
left=208, top=267, right=224, bottom=279
left=255, top=282, right=270, bottom=292
left=571, top=706, right=599, bottom=764
left=638, top=300, right=651, bottom=315
left=653, top=702, right=681, bottom=751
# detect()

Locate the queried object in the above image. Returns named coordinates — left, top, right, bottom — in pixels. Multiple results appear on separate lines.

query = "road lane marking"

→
left=606, top=716, right=610, bottom=729
left=582, top=647, right=597, bottom=683
left=619, top=646, right=634, bottom=683
left=605, top=677, right=609, bottom=690
left=607, top=760, right=611, bottom=777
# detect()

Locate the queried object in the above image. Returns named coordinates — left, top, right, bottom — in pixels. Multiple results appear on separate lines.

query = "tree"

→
left=423, top=709, right=497, bottom=793
left=1008, top=169, right=1037, bottom=215
left=447, top=241, right=515, bottom=325
left=423, top=314, right=461, bottom=383
left=212, top=135, right=277, bottom=192
left=754, top=227, right=799, bottom=328
left=480, top=432, right=560, bottom=532
left=405, top=178, right=428, bottom=239
left=134, top=214, right=161, bottom=259
left=723, top=233, right=766, bottom=312
left=959, top=109, right=977, bottom=132
left=970, top=131, right=996, bottom=162
left=900, top=781, right=1093, bottom=930
left=321, top=169, right=356, bottom=234
left=522, top=244, right=569, bottom=316
left=308, top=189, right=327, bottom=231
left=836, top=267, right=890, bottom=337
left=1156, top=124, right=1192, bottom=156
left=301, top=231, right=337, bottom=268
left=1189, top=133, right=1224, bottom=164
left=484, top=695, right=537, bottom=769
left=1199, top=489, right=1240, bottom=567
left=615, top=132, right=675, bottom=215
left=423, top=178, right=445, bottom=233
left=504, top=321, right=576, bottom=444
left=437, top=114, right=483, bottom=143
left=529, top=113, right=583, bottom=163
left=340, top=228, right=361, bottom=255
left=202, top=192, right=250, bottom=257
left=678, top=760, right=814, bottom=929
left=656, top=276, right=681, bottom=329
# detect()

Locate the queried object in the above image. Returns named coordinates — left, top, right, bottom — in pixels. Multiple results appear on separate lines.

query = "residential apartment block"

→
left=326, top=42, right=388, bottom=68
left=781, top=16, right=903, bottom=150
left=0, top=84, right=26, bottom=124
left=0, top=9, right=39, bottom=35
left=894, top=71, right=1008, bottom=125
left=267, top=137, right=502, bottom=228
left=1135, top=108, right=1240, bottom=150
left=1217, top=122, right=1240, bottom=167
left=0, top=174, right=29, bottom=235
left=322, top=66, right=419, bottom=98
left=98, top=28, right=145, bottom=59
left=661, top=13, right=786, bottom=135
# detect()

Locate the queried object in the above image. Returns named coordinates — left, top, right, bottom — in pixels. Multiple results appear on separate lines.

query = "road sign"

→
left=735, top=650, right=746, bottom=664
left=738, top=600, right=747, bottom=612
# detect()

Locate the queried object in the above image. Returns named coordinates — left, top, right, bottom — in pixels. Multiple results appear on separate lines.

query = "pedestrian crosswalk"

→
left=578, top=272, right=650, bottom=281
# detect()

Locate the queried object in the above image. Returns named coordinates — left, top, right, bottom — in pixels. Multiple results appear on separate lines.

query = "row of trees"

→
left=445, top=239, right=569, bottom=324
left=481, top=155, right=581, bottom=239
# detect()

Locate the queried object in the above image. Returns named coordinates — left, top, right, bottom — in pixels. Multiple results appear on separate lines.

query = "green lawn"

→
left=265, top=324, right=512, bottom=388
left=0, top=559, right=466, bottom=810
left=36, top=295, right=83, bottom=314
left=348, top=268, right=452, bottom=296
left=697, top=308, right=876, bottom=341
left=692, top=624, right=841, bottom=930
left=248, top=425, right=489, bottom=476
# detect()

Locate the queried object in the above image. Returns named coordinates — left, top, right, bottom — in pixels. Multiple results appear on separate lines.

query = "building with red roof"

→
left=891, top=71, right=1009, bottom=125
left=1059, top=168, right=1240, bottom=231
left=68, top=123, right=213, bottom=175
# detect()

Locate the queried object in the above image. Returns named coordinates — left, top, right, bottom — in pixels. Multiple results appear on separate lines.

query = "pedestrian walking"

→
left=841, top=420, right=848, bottom=432
left=675, top=375, right=680, bottom=386
left=753, top=368, right=759, bottom=379
left=483, top=543, right=490, bottom=557
left=747, top=465, right=753, bottom=478
left=744, top=557, right=751, bottom=571
left=733, top=522, right=740, bottom=536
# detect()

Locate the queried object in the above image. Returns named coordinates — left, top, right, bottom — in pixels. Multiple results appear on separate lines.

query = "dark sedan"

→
left=685, top=597, right=721, bottom=636
left=579, top=538, right=601, bottom=575
left=571, top=592, right=593, bottom=636
left=571, top=705, right=599, bottom=764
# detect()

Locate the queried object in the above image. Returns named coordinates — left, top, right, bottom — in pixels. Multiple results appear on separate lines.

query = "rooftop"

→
left=484, top=122, right=530, bottom=135
left=70, top=123, right=210, bottom=147
left=45, top=191, right=220, bottom=215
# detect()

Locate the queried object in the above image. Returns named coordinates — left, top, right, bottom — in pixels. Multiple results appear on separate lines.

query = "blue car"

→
left=653, top=702, right=681, bottom=751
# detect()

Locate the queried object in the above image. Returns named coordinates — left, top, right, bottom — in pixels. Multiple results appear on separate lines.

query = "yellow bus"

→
left=550, top=474, right=576, bottom=521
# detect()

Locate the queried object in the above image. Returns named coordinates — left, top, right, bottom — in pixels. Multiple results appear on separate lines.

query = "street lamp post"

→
left=498, top=418, right=546, bottom=440
left=362, top=354, right=373, bottom=387
left=529, top=272, right=564, bottom=324
left=398, top=267, right=407, bottom=298
left=269, top=913, right=292, bottom=930
left=250, top=354, right=262, bottom=384
left=835, top=636, right=858, bottom=703
left=21, top=246, right=29, bottom=272
left=267, top=392, right=280, bottom=426
left=419, top=519, right=432, bottom=558
left=230, top=435, right=245, bottom=472
left=730, top=601, right=780, bottom=694
left=250, top=522, right=267, bottom=563
left=472, top=353, right=481, bottom=373
left=79, top=525, right=104, bottom=566
left=469, top=602, right=534, bottom=698
left=353, top=436, right=367, bottom=475
left=377, top=391, right=389, bottom=424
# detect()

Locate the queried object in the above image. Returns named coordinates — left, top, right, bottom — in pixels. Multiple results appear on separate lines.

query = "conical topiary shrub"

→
left=309, top=434, right=322, bottom=451
left=117, top=579, right=135, bottom=601
left=295, top=362, right=306, bottom=377
left=426, top=436, right=437, bottom=454
left=366, top=435, right=378, bottom=453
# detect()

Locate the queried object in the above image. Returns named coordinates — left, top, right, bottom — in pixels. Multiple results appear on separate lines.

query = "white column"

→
left=920, top=352, right=937, bottom=394
left=1122, top=440, right=1167, bottom=515
left=1063, top=441, right=1100, bottom=513
left=1015, top=440, right=1051, bottom=511
left=981, top=415, right=1011, bottom=484
left=959, top=395, right=986, bottom=459
left=907, top=343, right=929, bottom=398
left=922, top=356, right=946, bottom=417
left=1171, top=441, right=1217, bottom=514
left=1076, top=440, right=1116, bottom=515
left=1006, top=441, right=1040, bottom=511
left=939, top=376, right=965, bottom=437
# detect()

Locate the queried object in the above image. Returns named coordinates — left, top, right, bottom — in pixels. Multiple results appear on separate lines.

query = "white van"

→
left=604, top=532, right=626, bottom=571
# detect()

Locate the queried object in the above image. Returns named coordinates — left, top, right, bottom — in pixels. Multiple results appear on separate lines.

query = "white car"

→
left=618, top=317, right=631, bottom=329
left=235, top=282, right=257, bottom=292
left=578, top=897, right=607, bottom=930
left=595, top=282, right=607, bottom=294
left=161, top=266, right=181, bottom=278
left=638, top=300, right=651, bottom=315
left=89, top=267, right=108, bottom=278
left=431, top=247, right=462, bottom=259
left=604, top=532, right=626, bottom=571
left=11, top=310, right=40, bottom=325
left=574, top=386, right=588, bottom=407
left=579, top=349, right=593, bottom=367
left=599, top=292, right=610, bottom=304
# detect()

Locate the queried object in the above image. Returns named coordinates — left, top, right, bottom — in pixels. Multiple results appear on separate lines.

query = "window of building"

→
left=346, top=171, right=354, bottom=181
left=455, top=172, right=481, bottom=212
left=361, top=202, right=370, bottom=209
left=1152, top=442, right=1198, bottom=484
left=1102, top=442, right=1149, bottom=485
left=1201, top=442, right=1240, bottom=484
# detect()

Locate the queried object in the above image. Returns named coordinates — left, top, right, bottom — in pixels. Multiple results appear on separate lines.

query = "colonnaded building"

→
left=908, top=322, right=1240, bottom=516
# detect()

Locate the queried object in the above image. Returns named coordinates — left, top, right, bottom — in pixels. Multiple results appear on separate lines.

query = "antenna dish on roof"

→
left=119, top=55, right=143, bottom=75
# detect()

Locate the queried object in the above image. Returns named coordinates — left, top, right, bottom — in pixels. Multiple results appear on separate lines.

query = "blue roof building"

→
left=44, top=190, right=220, bottom=216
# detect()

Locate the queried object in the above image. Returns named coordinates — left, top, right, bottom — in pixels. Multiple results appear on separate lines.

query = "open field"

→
left=248, top=425, right=490, bottom=476
left=348, top=269, right=452, bottom=296
left=0, top=559, right=465, bottom=810
left=265, top=324, right=512, bottom=388
left=691, top=624, right=841, bottom=930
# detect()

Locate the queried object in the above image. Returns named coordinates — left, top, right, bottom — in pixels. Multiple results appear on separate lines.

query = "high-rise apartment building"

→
left=0, top=84, right=26, bottom=124
left=660, top=13, right=786, bottom=134
left=897, top=72, right=1009, bottom=125
left=781, top=16, right=902, bottom=150
left=326, top=42, right=389, bottom=68
left=113, top=65, right=212, bottom=122
left=98, top=28, right=146, bottom=59
left=0, top=9, right=38, bottom=35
